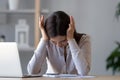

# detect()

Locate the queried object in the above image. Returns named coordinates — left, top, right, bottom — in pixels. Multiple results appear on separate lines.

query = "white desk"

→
left=0, top=76, right=120, bottom=80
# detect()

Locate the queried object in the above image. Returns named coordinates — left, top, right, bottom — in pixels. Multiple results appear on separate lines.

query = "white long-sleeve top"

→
left=27, top=34, right=91, bottom=76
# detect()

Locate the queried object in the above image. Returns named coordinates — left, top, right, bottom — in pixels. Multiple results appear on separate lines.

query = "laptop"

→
left=0, top=42, right=42, bottom=78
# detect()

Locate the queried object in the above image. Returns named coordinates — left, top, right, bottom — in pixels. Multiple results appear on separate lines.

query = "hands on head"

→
left=39, top=15, right=48, bottom=40
left=67, top=16, right=75, bottom=40
left=39, top=15, right=75, bottom=41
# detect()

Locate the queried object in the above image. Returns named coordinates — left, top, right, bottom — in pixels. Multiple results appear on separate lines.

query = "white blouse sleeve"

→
left=68, top=35, right=91, bottom=76
left=27, top=38, right=48, bottom=74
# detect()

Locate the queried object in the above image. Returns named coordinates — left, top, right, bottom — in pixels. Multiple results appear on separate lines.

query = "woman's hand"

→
left=39, top=15, right=48, bottom=40
left=67, top=16, right=75, bottom=40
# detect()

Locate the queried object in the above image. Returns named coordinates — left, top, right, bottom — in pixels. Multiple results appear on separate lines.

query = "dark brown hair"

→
left=44, top=11, right=84, bottom=44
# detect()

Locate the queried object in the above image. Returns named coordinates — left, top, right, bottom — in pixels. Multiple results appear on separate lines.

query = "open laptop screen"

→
left=0, top=42, right=23, bottom=77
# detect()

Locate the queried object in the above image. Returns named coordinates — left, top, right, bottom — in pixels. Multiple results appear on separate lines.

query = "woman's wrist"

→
left=67, top=38, right=75, bottom=42
left=42, top=37, right=48, bottom=41
left=67, top=37, right=74, bottom=41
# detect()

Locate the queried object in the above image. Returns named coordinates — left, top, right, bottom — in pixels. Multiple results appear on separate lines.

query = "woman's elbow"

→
left=27, top=64, right=41, bottom=74
left=78, top=66, right=90, bottom=76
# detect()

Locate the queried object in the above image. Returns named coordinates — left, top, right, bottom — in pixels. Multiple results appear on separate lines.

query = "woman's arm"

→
left=27, top=38, right=48, bottom=74
left=68, top=35, right=91, bottom=76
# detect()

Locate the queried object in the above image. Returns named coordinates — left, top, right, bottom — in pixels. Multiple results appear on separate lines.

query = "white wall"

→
left=41, top=0, right=120, bottom=75
left=78, top=0, right=120, bottom=75
left=77, top=0, right=120, bottom=75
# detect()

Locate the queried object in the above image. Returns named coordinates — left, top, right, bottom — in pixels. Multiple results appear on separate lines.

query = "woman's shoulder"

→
left=75, top=33, right=90, bottom=40
left=77, top=33, right=90, bottom=44
left=81, top=34, right=90, bottom=40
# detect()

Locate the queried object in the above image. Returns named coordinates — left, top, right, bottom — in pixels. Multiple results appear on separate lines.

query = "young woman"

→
left=27, top=11, right=91, bottom=76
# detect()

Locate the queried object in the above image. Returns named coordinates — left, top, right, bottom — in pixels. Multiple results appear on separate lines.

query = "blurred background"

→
left=0, top=0, right=120, bottom=75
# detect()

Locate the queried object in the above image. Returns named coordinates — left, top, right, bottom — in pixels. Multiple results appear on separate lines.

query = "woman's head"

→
left=44, top=11, right=70, bottom=47
left=44, top=11, right=70, bottom=38
left=44, top=11, right=82, bottom=47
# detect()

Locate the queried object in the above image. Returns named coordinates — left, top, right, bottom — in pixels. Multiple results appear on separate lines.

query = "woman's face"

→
left=50, top=36, right=68, bottom=47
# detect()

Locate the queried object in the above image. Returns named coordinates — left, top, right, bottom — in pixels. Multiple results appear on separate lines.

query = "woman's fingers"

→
left=67, top=16, right=75, bottom=40
left=41, top=15, right=44, bottom=26
left=69, top=16, right=75, bottom=31
left=39, top=15, right=48, bottom=40
left=70, top=16, right=75, bottom=30
left=39, top=15, right=44, bottom=29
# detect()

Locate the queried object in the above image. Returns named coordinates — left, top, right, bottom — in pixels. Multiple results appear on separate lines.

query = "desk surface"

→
left=0, top=76, right=120, bottom=80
